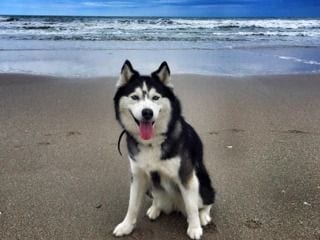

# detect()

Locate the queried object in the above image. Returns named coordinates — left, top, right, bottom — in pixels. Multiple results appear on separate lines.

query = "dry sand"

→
left=0, top=73, right=320, bottom=240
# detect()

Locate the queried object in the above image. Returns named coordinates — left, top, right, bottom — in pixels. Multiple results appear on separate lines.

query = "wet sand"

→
left=0, top=73, right=320, bottom=240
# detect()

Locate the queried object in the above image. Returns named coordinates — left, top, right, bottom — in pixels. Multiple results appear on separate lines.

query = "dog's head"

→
left=114, top=60, right=180, bottom=144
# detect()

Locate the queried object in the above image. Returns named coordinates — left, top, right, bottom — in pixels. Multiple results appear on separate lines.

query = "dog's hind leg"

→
left=147, top=189, right=174, bottom=220
left=146, top=203, right=161, bottom=220
left=146, top=189, right=161, bottom=220
left=199, top=204, right=212, bottom=226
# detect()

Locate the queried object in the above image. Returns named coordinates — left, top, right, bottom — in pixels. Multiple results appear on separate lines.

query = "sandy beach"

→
left=0, top=73, right=320, bottom=240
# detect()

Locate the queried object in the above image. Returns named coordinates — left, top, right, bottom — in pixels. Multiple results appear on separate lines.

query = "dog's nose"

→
left=142, top=108, right=153, bottom=121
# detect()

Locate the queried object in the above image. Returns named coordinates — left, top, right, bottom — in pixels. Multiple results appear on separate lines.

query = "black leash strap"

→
left=117, top=130, right=126, bottom=156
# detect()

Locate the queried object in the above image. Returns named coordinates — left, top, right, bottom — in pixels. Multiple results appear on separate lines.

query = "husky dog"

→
left=113, top=60, right=215, bottom=239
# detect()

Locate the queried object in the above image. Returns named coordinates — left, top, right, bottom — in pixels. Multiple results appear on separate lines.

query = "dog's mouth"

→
left=130, top=111, right=155, bottom=140
left=138, top=121, right=155, bottom=140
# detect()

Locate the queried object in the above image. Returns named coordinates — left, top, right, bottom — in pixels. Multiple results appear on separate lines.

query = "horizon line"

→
left=1, top=14, right=319, bottom=19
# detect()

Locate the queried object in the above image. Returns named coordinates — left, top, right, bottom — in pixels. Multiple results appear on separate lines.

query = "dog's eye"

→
left=131, top=95, right=140, bottom=100
left=152, top=96, right=160, bottom=101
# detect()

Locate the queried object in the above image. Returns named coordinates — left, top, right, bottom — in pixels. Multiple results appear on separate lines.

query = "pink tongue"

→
left=139, top=122, right=154, bottom=140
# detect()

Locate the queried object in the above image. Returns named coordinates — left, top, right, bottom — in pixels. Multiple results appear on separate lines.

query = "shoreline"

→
left=1, top=71, right=320, bottom=80
left=1, top=40, right=320, bottom=76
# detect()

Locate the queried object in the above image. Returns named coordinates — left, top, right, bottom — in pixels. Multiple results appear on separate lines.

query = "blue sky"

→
left=0, top=0, right=319, bottom=17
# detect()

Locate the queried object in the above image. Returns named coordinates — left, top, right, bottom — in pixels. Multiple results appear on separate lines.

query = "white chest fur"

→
left=130, top=144, right=181, bottom=181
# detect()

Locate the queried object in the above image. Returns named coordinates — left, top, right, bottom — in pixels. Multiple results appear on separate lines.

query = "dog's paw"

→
left=113, top=221, right=134, bottom=237
left=187, top=226, right=203, bottom=240
left=200, top=211, right=212, bottom=226
left=146, top=205, right=161, bottom=220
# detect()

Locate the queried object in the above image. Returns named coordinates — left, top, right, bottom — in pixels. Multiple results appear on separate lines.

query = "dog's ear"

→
left=152, top=61, right=173, bottom=88
left=116, top=60, right=138, bottom=88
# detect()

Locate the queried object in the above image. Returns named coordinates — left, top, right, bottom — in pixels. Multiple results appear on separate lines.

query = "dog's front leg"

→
left=179, top=174, right=202, bottom=240
left=113, top=164, right=148, bottom=237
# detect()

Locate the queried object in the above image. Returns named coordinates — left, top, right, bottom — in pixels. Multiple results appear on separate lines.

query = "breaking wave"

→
left=0, top=16, right=319, bottom=45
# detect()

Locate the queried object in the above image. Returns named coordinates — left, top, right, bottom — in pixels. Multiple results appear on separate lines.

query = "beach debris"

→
left=226, top=145, right=233, bottom=149
left=303, top=201, right=311, bottom=206
left=286, top=129, right=308, bottom=134
left=66, top=131, right=82, bottom=136
left=95, top=204, right=102, bottom=209
left=0, top=211, right=2, bottom=215
left=37, top=141, right=50, bottom=146
left=209, top=131, right=218, bottom=135
left=281, top=190, right=286, bottom=194
left=245, top=218, right=262, bottom=229
left=229, top=128, right=245, bottom=133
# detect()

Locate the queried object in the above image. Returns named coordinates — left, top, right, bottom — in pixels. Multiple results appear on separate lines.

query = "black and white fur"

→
left=113, top=60, right=215, bottom=239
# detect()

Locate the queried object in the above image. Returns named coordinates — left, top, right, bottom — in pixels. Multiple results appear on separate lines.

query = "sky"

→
left=0, top=0, right=319, bottom=17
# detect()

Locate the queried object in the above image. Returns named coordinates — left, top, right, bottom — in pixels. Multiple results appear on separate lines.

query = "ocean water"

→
left=0, top=16, right=320, bottom=76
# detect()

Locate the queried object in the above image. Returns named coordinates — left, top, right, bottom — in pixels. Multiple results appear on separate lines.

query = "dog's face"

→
left=114, top=60, right=177, bottom=143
